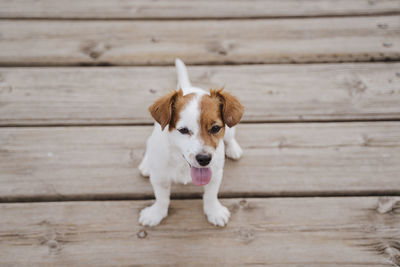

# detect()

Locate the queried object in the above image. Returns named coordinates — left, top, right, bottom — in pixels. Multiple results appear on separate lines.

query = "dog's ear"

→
left=149, top=90, right=182, bottom=130
left=211, top=88, right=244, bottom=127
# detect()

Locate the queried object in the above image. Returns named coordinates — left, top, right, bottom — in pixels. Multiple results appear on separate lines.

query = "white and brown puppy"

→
left=139, top=59, right=244, bottom=227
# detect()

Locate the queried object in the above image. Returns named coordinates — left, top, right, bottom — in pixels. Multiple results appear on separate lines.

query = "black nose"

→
left=196, top=154, right=212, bottom=166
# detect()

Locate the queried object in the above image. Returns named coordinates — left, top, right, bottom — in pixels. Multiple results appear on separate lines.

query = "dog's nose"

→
left=196, top=154, right=212, bottom=166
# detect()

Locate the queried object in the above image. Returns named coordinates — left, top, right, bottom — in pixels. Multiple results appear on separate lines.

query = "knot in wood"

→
left=239, top=199, right=254, bottom=211
left=345, top=78, right=367, bottom=97
left=81, top=40, right=110, bottom=60
left=361, top=134, right=372, bottom=147
left=207, top=41, right=234, bottom=56
left=382, top=42, right=393, bottom=48
left=277, top=137, right=288, bottom=149
left=137, top=230, right=147, bottom=239
left=239, top=228, right=255, bottom=243
left=47, top=240, right=58, bottom=249
left=239, top=199, right=247, bottom=206
left=218, top=49, right=227, bottom=56
left=373, top=240, right=400, bottom=266
left=47, top=239, right=62, bottom=254
left=377, top=23, right=388, bottom=29
left=230, top=203, right=240, bottom=214
left=377, top=197, right=400, bottom=214
left=151, top=36, right=159, bottom=43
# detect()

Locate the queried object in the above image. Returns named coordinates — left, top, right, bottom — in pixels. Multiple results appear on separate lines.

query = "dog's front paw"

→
left=204, top=202, right=231, bottom=227
left=139, top=204, right=167, bottom=227
left=225, top=139, right=243, bottom=160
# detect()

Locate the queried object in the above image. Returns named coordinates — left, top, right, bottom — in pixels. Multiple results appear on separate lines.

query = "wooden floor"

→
left=1, top=1, right=400, bottom=266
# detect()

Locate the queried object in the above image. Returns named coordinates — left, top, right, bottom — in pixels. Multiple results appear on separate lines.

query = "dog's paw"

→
left=139, top=204, right=167, bottom=227
left=225, top=139, right=243, bottom=160
left=138, top=161, right=150, bottom=177
left=204, top=203, right=231, bottom=227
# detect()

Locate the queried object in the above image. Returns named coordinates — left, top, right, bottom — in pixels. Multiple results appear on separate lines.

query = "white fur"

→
left=139, top=59, right=243, bottom=227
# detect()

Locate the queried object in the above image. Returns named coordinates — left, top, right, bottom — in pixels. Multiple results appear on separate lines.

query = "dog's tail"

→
left=175, top=58, right=191, bottom=89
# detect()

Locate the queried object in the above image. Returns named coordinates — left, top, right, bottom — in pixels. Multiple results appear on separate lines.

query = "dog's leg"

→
left=138, top=152, right=150, bottom=177
left=203, top=170, right=230, bottom=226
left=139, top=175, right=170, bottom=226
left=224, top=126, right=243, bottom=160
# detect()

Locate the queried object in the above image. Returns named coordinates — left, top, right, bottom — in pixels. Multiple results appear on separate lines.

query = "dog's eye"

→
left=178, top=127, right=190, bottom=135
left=210, top=125, right=221, bottom=134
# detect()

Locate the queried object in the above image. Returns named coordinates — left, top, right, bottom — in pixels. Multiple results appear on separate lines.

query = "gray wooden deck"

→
left=0, top=1, right=400, bottom=266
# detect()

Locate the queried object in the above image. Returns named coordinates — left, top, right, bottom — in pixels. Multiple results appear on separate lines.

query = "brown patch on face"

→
left=169, top=92, right=195, bottom=131
left=148, top=89, right=195, bottom=131
left=200, top=94, right=226, bottom=149
left=199, top=88, right=244, bottom=148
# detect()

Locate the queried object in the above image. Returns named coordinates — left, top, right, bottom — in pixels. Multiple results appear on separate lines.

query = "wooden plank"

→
left=1, top=63, right=400, bottom=126
left=0, top=197, right=399, bottom=266
left=1, top=122, right=399, bottom=201
left=0, top=16, right=399, bottom=66
left=1, top=0, right=399, bottom=19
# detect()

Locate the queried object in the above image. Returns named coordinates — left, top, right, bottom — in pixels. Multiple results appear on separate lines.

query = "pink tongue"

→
left=190, top=167, right=212, bottom=186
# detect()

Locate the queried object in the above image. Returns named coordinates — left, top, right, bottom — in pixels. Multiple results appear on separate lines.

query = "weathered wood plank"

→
left=0, top=122, right=399, bottom=201
left=1, top=0, right=399, bottom=19
left=0, top=197, right=399, bottom=266
left=0, top=16, right=399, bottom=66
left=1, top=63, right=400, bottom=125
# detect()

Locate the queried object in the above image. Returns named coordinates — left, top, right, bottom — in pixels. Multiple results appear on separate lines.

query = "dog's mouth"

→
left=182, top=155, right=212, bottom=186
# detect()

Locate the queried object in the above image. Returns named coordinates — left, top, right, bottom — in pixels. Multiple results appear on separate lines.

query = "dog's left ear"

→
left=149, top=90, right=182, bottom=130
left=211, top=89, right=244, bottom=127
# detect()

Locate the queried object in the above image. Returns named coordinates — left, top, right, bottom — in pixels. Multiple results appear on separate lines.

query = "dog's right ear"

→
left=149, top=90, right=182, bottom=130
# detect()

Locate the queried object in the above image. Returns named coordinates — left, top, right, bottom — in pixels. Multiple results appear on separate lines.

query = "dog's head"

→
left=149, top=88, right=244, bottom=185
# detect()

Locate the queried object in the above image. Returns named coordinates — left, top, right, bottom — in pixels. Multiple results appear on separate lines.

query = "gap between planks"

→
left=0, top=59, right=399, bottom=67
left=1, top=192, right=400, bottom=204
left=2, top=118, right=400, bottom=128
left=1, top=0, right=400, bottom=20
left=0, top=58, right=399, bottom=68
left=1, top=12, right=400, bottom=21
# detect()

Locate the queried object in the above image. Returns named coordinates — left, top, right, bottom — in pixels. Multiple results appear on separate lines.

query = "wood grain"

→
left=1, top=122, right=399, bottom=201
left=1, top=63, right=400, bottom=126
left=1, top=0, right=399, bottom=19
left=0, top=16, right=399, bottom=66
left=0, top=197, right=399, bottom=266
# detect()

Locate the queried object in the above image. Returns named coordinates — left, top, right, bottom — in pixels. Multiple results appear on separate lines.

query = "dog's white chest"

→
left=169, top=154, right=192, bottom=185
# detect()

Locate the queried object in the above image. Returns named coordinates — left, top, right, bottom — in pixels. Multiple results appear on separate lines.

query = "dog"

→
left=138, top=59, right=244, bottom=227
